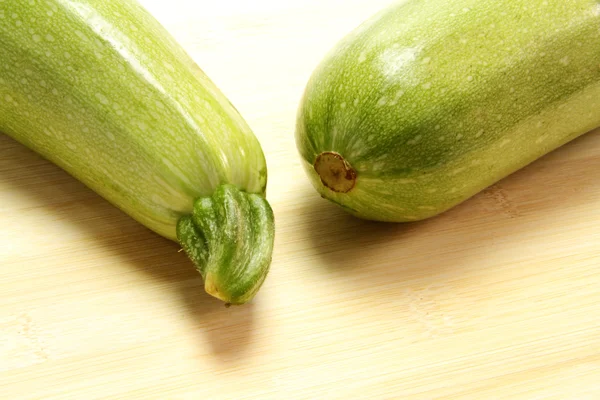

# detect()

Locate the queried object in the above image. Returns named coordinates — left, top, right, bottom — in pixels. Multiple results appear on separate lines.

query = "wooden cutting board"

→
left=2, top=1, right=600, bottom=398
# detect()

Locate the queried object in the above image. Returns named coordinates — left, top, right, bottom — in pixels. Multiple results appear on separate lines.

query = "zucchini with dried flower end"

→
left=296, top=0, right=600, bottom=221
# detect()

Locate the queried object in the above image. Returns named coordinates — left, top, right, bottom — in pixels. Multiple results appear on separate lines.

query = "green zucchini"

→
left=296, top=0, right=600, bottom=222
left=0, top=0, right=274, bottom=305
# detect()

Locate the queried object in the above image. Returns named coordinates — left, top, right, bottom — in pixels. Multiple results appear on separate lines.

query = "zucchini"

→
left=0, top=0, right=274, bottom=305
left=296, top=0, right=600, bottom=222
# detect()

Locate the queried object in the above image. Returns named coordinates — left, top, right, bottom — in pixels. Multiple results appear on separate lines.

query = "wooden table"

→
left=2, top=1, right=600, bottom=398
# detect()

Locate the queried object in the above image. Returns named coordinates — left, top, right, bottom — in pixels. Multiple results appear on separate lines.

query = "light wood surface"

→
left=2, top=1, right=600, bottom=398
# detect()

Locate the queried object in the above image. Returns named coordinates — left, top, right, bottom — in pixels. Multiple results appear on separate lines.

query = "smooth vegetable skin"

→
left=296, top=0, right=600, bottom=222
left=0, top=0, right=274, bottom=305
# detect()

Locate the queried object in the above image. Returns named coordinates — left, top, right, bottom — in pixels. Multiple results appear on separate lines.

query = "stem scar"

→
left=314, top=152, right=357, bottom=193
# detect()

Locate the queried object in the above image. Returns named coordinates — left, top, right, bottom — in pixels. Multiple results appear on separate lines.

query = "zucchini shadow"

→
left=300, top=127, right=600, bottom=288
left=0, top=133, right=255, bottom=360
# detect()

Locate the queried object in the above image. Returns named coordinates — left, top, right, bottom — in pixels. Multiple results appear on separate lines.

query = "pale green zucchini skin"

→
left=0, top=0, right=274, bottom=305
left=296, top=0, right=600, bottom=222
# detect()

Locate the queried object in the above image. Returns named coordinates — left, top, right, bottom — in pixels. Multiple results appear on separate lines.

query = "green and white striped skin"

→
left=296, top=0, right=600, bottom=222
left=0, top=0, right=274, bottom=305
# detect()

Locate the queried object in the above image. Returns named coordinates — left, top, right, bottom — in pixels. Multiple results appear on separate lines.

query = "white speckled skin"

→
left=296, top=0, right=600, bottom=222
left=0, top=0, right=268, bottom=240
